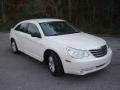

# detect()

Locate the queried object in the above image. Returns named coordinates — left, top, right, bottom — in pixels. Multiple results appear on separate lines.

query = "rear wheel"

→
left=11, top=40, right=19, bottom=53
left=48, top=52, right=64, bottom=76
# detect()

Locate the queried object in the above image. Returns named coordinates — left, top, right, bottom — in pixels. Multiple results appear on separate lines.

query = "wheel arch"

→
left=43, top=49, right=63, bottom=66
left=43, top=49, right=58, bottom=63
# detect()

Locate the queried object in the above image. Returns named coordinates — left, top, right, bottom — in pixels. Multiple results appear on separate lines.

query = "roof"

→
left=24, top=18, right=64, bottom=23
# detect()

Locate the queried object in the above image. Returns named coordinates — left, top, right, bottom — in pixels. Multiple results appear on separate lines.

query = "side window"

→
left=15, top=24, right=21, bottom=31
left=15, top=23, right=28, bottom=33
left=28, top=23, right=41, bottom=36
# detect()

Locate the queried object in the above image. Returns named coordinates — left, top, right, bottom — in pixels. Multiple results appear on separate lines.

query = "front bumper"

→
left=62, top=48, right=112, bottom=75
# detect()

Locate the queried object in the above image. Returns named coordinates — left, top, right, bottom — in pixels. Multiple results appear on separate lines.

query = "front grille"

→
left=89, top=45, right=107, bottom=58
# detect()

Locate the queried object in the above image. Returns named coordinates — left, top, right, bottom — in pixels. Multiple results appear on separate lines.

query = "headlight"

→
left=67, top=47, right=89, bottom=59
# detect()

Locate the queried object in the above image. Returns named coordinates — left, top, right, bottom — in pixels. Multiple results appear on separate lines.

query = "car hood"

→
left=48, top=32, right=106, bottom=50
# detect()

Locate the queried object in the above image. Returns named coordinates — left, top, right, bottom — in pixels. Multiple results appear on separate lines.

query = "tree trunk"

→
left=92, top=6, right=95, bottom=26
left=111, top=0, right=114, bottom=27
left=1, top=0, right=6, bottom=23
left=68, top=0, right=72, bottom=21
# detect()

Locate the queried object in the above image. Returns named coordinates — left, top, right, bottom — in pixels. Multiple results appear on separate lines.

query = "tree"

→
left=68, top=0, right=72, bottom=21
left=1, top=0, right=6, bottom=23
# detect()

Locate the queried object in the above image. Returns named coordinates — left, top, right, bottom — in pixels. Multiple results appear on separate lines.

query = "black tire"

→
left=48, top=52, right=64, bottom=76
left=11, top=40, right=19, bottom=53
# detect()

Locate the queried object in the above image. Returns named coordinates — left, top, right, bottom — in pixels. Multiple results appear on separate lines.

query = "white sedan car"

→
left=10, top=19, right=112, bottom=76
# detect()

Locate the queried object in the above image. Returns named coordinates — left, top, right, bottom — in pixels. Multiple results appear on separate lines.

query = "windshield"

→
left=39, top=21, right=80, bottom=36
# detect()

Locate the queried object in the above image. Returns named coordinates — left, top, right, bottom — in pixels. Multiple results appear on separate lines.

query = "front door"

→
left=25, top=23, right=44, bottom=61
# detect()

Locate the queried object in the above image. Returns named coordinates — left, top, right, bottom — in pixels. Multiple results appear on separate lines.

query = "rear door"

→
left=14, top=23, right=30, bottom=52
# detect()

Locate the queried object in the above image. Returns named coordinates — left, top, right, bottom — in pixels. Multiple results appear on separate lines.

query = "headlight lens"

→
left=67, top=47, right=89, bottom=59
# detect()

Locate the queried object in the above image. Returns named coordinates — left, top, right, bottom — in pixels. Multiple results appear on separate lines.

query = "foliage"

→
left=0, top=0, right=120, bottom=35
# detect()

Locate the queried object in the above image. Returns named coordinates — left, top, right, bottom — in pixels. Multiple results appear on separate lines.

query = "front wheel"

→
left=48, top=52, right=64, bottom=76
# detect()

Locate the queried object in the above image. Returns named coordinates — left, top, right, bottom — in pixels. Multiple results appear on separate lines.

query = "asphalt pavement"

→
left=0, top=32, right=120, bottom=90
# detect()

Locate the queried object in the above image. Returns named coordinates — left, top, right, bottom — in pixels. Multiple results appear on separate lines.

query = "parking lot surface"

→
left=0, top=32, right=120, bottom=90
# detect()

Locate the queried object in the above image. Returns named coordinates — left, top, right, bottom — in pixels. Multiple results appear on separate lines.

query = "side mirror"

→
left=31, top=33, right=41, bottom=38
